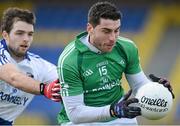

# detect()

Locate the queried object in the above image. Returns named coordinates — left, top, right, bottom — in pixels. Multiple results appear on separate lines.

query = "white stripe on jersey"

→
left=58, top=43, right=75, bottom=97
left=58, top=43, right=75, bottom=83
left=27, top=52, right=41, bottom=58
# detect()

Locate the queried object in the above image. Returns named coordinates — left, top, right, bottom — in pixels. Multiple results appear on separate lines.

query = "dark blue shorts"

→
left=0, top=117, right=13, bottom=125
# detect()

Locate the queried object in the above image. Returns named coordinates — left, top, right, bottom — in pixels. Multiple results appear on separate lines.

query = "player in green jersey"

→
left=57, top=1, right=174, bottom=125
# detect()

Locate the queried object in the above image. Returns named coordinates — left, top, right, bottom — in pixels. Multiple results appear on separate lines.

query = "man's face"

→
left=3, top=21, right=34, bottom=58
left=88, top=18, right=120, bottom=53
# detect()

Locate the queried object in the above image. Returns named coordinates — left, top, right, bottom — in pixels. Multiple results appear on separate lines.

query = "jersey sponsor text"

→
left=0, top=91, right=29, bottom=106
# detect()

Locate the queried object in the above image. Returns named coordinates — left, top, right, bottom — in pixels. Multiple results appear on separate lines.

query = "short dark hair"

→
left=1, top=7, right=36, bottom=33
left=88, top=1, right=122, bottom=27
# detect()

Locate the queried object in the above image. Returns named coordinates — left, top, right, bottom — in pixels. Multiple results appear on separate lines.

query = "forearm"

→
left=0, top=63, right=40, bottom=94
left=62, top=94, right=111, bottom=124
left=125, top=71, right=151, bottom=95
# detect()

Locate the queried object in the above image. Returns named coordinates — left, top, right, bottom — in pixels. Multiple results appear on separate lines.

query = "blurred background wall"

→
left=0, top=0, right=180, bottom=125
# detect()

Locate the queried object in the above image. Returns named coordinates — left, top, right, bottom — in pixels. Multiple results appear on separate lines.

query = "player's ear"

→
left=2, top=31, right=9, bottom=41
left=87, top=23, right=94, bottom=35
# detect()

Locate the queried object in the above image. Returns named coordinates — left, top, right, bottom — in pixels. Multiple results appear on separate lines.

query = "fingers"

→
left=158, top=78, right=172, bottom=90
left=52, top=87, right=60, bottom=92
left=149, top=74, right=170, bottom=86
left=124, top=98, right=139, bottom=106
left=51, top=93, right=61, bottom=102
left=52, top=83, right=61, bottom=100
left=170, top=91, right=175, bottom=99
left=51, top=98, right=61, bottom=102
left=52, top=93, right=61, bottom=97
left=128, top=106, right=141, bottom=112
left=159, top=78, right=169, bottom=84
left=162, top=82, right=171, bottom=89
left=123, top=106, right=141, bottom=118
left=52, top=83, right=61, bottom=92
left=53, top=79, right=59, bottom=83
left=168, top=89, right=175, bottom=99
left=157, top=78, right=175, bottom=99
left=124, top=110, right=141, bottom=118
left=111, top=96, right=141, bottom=118
left=54, top=83, right=61, bottom=87
left=149, top=74, right=171, bottom=89
left=123, top=98, right=141, bottom=118
left=149, top=74, right=160, bottom=82
left=149, top=74, right=175, bottom=99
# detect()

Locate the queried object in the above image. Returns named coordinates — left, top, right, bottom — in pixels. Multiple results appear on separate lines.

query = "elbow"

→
left=69, top=118, right=85, bottom=124
left=68, top=113, right=82, bottom=124
left=69, top=119, right=80, bottom=124
left=67, top=108, right=86, bottom=124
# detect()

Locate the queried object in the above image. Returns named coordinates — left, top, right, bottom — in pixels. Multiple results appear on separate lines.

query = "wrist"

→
left=40, top=83, right=45, bottom=95
left=110, top=104, right=116, bottom=117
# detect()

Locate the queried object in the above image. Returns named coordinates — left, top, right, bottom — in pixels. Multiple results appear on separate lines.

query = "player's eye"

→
left=114, top=30, right=119, bottom=33
left=28, top=33, right=33, bottom=36
left=16, top=32, right=23, bottom=35
left=103, top=30, right=111, bottom=34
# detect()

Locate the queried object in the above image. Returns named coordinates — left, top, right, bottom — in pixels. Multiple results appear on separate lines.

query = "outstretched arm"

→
left=0, top=63, right=61, bottom=102
left=0, top=63, right=40, bottom=94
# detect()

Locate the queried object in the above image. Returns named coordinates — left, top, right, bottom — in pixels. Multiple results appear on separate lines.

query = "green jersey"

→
left=57, top=32, right=141, bottom=123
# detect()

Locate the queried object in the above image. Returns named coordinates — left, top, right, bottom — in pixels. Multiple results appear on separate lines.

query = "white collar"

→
left=80, top=34, right=102, bottom=54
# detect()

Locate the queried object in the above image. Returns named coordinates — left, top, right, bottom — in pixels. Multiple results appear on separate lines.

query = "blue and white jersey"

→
left=0, top=39, right=58, bottom=122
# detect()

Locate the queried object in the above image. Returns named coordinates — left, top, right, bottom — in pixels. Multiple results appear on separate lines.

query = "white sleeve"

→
left=125, top=71, right=151, bottom=95
left=62, top=94, right=111, bottom=124
left=39, top=59, right=58, bottom=83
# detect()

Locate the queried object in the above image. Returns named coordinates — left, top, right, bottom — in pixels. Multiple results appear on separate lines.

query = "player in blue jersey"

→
left=57, top=1, right=175, bottom=125
left=0, top=7, right=61, bottom=125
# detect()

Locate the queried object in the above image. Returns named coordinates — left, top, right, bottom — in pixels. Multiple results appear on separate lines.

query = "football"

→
left=135, top=82, right=173, bottom=120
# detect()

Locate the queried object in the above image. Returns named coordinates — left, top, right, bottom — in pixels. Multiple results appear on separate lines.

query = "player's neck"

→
left=9, top=50, right=25, bottom=63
